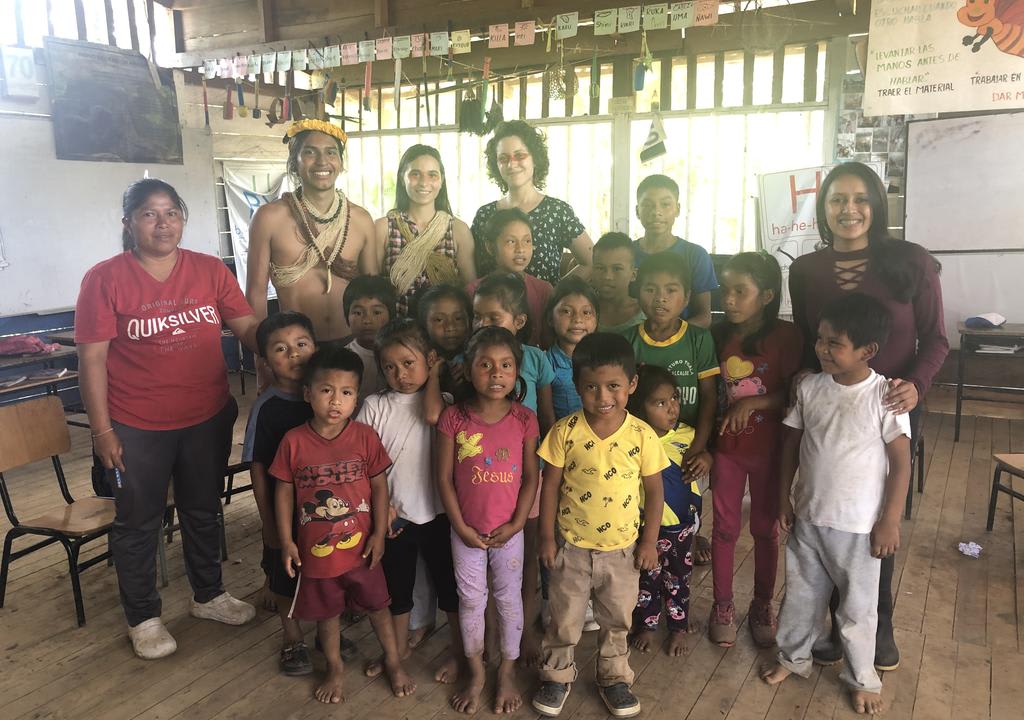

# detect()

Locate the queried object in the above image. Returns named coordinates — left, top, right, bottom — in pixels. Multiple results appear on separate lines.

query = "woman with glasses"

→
left=472, top=120, right=593, bottom=285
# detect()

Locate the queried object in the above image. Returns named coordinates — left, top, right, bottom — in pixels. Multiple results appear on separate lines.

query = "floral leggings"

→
left=632, top=521, right=698, bottom=633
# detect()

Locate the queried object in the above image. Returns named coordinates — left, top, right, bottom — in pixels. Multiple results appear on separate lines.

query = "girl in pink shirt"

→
left=436, top=326, right=540, bottom=715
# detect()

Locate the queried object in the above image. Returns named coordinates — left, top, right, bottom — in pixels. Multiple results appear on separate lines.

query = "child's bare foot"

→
left=666, top=623, right=701, bottom=656
left=494, top=660, right=522, bottom=714
left=449, top=660, right=484, bottom=713
left=851, top=689, right=886, bottom=715
left=760, top=663, right=792, bottom=685
left=518, top=626, right=543, bottom=668
left=435, top=653, right=461, bottom=684
left=385, top=658, right=417, bottom=697
left=629, top=629, right=657, bottom=653
left=408, top=623, right=435, bottom=649
left=314, top=666, right=345, bottom=704
left=365, top=645, right=411, bottom=678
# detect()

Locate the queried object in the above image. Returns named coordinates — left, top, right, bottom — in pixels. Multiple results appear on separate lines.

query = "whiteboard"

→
left=0, top=122, right=218, bottom=316
left=905, top=113, right=1024, bottom=253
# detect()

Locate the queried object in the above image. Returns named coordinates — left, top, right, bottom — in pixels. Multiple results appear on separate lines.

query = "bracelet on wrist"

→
left=91, top=427, right=115, bottom=439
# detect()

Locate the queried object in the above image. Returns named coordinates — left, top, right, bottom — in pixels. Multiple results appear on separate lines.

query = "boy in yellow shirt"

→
left=532, top=333, right=668, bottom=719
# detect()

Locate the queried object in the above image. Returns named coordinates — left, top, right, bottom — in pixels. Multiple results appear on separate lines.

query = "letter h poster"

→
left=757, top=162, right=884, bottom=315
left=863, top=0, right=1024, bottom=116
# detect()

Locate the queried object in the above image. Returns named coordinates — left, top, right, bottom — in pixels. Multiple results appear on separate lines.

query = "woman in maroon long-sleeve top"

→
left=788, top=161, right=948, bottom=673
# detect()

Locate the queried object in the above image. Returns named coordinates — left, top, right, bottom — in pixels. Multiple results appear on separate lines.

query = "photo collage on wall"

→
left=834, top=76, right=932, bottom=193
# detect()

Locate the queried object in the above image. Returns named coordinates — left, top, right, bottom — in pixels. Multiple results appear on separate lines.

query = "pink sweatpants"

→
left=711, top=451, right=780, bottom=604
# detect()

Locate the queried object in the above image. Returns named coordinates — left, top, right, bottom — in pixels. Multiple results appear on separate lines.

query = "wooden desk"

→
left=955, top=321, right=1024, bottom=441
left=47, top=330, right=76, bottom=347
left=0, top=347, right=80, bottom=403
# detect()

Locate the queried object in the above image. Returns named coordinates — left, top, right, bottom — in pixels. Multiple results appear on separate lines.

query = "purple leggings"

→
left=450, top=529, right=524, bottom=659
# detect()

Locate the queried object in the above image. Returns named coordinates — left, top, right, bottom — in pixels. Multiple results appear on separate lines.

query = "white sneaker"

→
left=583, top=601, right=600, bottom=632
left=190, top=592, right=256, bottom=625
left=128, top=617, right=177, bottom=660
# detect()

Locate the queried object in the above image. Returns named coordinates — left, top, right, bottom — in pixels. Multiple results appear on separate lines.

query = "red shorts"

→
left=288, top=563, right=391, bottom=621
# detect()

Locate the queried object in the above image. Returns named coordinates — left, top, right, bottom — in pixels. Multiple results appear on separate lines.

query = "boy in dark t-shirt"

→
left=271, top=346, right=415, bottom=704
left=242, top=312, right=316, bottom=675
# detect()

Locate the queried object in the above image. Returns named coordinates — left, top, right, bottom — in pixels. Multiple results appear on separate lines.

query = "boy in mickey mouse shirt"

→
left=271, top=346, right=415, bottom=704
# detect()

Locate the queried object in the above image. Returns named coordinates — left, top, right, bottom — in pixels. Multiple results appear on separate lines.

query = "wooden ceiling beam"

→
left=375, top=0, right=389, bottom=28
left=257, top=0, right=276, bottom=42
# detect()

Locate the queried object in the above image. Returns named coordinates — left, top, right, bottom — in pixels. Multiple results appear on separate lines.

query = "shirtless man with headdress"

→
left=247, top=120, right=377, bottom=341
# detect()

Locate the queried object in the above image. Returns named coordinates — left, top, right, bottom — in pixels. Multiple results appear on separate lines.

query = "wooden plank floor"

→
left=1, top=380, right=1022, bottom=720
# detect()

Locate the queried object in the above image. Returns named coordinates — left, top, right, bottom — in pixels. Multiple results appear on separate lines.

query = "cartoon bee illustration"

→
left=958, top=0, right=1024, bottom=56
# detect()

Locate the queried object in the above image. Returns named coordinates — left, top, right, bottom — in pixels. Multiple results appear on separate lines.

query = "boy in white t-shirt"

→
left=761, top=293, right=911, bottom=716
left=343, top=275, right=395, bottom=399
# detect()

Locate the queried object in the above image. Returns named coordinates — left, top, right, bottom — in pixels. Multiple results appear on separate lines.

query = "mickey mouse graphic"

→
left=300, top=490, right=366, bottom=557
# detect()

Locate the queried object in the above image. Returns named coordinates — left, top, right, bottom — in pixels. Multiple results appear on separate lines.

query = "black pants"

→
left=110, top=399, right=237, bottom=627
left=382, top=515, right=459, bottom=616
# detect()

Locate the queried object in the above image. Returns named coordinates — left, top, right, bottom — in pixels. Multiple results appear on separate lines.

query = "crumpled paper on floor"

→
left=958, top=541, right=983, bottom=558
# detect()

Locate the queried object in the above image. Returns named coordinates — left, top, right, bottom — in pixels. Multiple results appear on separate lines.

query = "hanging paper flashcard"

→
left=234, top=55, right=249, bottom=77
left=262, top=51, right=277, bottom=74
left=429, top=31, right=449, bottom=56
left=451, top=29, right=472, bottom=54
left=341, top=43, right=358, bottom=65
left=291, top=49, right=307, bottom=70
left=393, top=35, right=412, bottom=58
left=693, top=0, right=719, bottom=26
left=376, top=37, right=393, bottom=61
left=248, top=53, right=261, bottom=74
left=618, top=6, right=642, bottom=33
left=671, top=2, right=695, bottom=29
left=307, top=47, right=324, bottom=70
left=358, top=40, right=375, bottom=62
left=514, top=20, right=536, bottom=46
left=489, top=23, right=509, bottom=48
left=203, top=59, right=218, bottom=79
left=644, top=4, right=669, bottom=30
left=276, top=50, right=292, bottom=72
left=324, top=45, right=340, bottom=68
left=411, top=33, right=425, bottom=58
left=556, top=12, right=579, bottom=39
left=594, top=9, right=618, bottom=35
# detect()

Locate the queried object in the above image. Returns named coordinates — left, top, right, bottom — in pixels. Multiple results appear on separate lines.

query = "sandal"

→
left=694, top=535, right=712, bottom=566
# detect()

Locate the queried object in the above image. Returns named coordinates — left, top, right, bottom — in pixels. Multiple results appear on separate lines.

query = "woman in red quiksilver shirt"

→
left=787, top=161, right=948, bottom=675
left=76, top=179, right=260, bottom=660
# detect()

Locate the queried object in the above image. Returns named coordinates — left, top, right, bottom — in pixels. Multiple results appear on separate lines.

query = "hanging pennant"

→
left=693, top=0, right=719, bottom=26
left=237, top=79, right=248, bottom=117
left=644, top=4, right=669, bottom=30
left=514, top=20, right=536, bottom=46
left=556, top=12, right=579, bottom=39
left=276, top=50, right=292, bottom=72
left=223, top=83, right=234, bottom=120
left=670, top=2, right=695, bottom=30
left=590, top=49, right=600, bottom=99
left=358, top=40, right=375, bottom=63
left=261, top=51, right=277, bottom=74
left=545, top=19, right=553, bottom=53
left=324, top=45, right=340, bottom=68
left=640, top=115, right=668, bottom=163
left=594, top=9, right=618, bottom=36
left=363, top=61, right=373, bottom=112
left=291, top=49, right=307, bottom=71
left=341, top=43, right=358, bottom=65
left=618, top=6, right=642, bottom=33
left=429, top=31, right=449, bottom=56
left=451, top=29, right=472, bottom=54
left=201, top=76, right=210, bottom=126
left=394, top=57, right=402, bottom=111
left=376, top=36, right=393, bottom=61
left=481, top=56, right=492, bottom=124
left=394, top=35, right=412, bottom=58
left=252, top=76, right=262, bottom=119
left=489, top=23, right=509, bottom=49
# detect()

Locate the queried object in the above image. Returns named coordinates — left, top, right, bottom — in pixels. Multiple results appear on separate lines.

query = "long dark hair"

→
left=463, top=325, right=525, bottom=403
left=473, top=272, right=532, bottom=344
left=711, top=252, right=782, bottom=356
left=121, top=179, right=188, bottom=251
left=816, top=161, right=938, bottom=303
left=626, top=364, right=677, bottom=423
left=394, top=144, right=452, bottom=214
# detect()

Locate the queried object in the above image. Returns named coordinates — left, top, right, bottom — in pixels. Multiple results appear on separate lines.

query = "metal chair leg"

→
left=987, top=466, right=1003, bottom=531
left=218, top=510, right=228, bottom=562
left=158, top=526, right=169, bottom=588
left=904, top=481, right=913, bottom=520
left=0, top=531, right=15, bottom=608
left=916, top=435, right=926, bottom=493
left=64, top=541, right=86, bottom=626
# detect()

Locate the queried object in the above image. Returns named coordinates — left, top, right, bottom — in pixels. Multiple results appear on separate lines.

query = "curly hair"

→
left=484, top=120, right=550, bottom=193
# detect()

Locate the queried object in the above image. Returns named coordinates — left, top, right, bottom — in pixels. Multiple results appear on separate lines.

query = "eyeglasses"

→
left=497, top=151, right=531, bottom=166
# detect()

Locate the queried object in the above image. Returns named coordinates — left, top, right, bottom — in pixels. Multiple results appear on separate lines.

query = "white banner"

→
left=864, top=0, right=1024, bottom=117
left=222, top=164, right=290, bottom=299
left=757, top=162, right=884, bottom=315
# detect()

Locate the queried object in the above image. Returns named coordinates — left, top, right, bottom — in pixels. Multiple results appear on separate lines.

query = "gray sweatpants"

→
left=776, top=520, right=882, bottom=694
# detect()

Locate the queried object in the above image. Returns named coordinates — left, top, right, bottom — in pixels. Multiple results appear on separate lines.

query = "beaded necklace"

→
left=296, top=187, right=343, bottom=224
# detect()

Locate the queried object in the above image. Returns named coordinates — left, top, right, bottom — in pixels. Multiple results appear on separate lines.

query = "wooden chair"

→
left=0, top=396, right=115, bottom=626
left=986, top=454, right=1024, bottom=530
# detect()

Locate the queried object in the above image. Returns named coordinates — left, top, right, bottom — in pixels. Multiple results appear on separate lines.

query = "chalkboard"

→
left=905, top=113, right=1024, bottom=253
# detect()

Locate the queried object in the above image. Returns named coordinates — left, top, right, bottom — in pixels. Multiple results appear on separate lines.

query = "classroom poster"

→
left=863, top=0, right=1024, bottom=116
left=223, top=165, right=292, bottom=298
left=757, top=162, right=884, bottom=314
